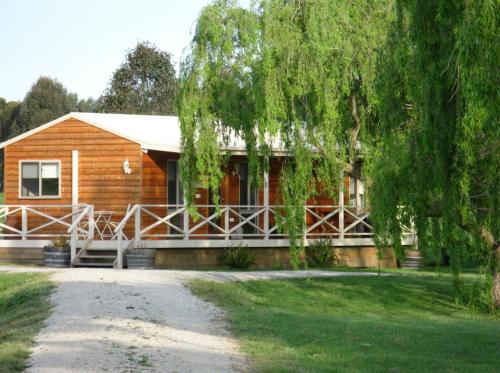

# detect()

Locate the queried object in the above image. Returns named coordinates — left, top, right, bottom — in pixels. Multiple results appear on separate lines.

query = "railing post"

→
left=339, top=171, right=345, bottom=239
left=70, top=222, right=77, bottom=266
left=117, top=233, right=123, bottom=269
left=88, top=205, right=95, bottom=240
left=183, top=206, right=189, bottom=240
left=224, top=207, right=229, bottom=240
left=264, top=170, right=270, bottom=240
left=21, top=206, right=27, bottom=240
left=134, top=206, right=141, bottom=246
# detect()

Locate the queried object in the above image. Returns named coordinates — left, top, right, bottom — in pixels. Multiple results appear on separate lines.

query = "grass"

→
left=0, top=272, right=54, bottom=372
left=189, top=270, right=500, bottom=373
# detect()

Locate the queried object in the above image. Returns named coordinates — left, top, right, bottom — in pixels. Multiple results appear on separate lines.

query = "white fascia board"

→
left=0, top=113, right=74, bottom=149
left=140, top=144, right=182, bottom=153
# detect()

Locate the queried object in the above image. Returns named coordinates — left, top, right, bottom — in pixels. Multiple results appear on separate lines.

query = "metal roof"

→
left=0, top=112, right=287, bottom=154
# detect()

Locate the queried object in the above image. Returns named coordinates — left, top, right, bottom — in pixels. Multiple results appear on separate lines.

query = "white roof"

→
left=0, top=112, right=256, bottom=153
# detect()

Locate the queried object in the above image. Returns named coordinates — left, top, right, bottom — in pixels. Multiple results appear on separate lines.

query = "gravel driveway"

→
left=0, top=267, right=378, bottom=372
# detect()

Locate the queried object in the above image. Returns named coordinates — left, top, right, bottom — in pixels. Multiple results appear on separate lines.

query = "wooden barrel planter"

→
left=126, top=249, right=156, bottom=269
left=43, top=245, right=71, bottom=268
left=400, top=250, right=423, bottom=269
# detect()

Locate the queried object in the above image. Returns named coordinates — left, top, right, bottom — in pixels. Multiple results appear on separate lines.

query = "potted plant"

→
left=126, top=244, right=156, bottom=269
left=43, top=236, right=71, bottom=268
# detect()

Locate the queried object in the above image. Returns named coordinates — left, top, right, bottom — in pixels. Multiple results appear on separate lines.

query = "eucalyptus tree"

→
left=369, top=0, right=499, bottom=307
left=13, top=77, right=79, bottom=136
left=179, top=0, right=392, bottom=264
left=97, top=42, right=177, bottom=115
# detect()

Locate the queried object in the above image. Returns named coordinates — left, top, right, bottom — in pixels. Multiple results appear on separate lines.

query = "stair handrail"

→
left=113, top=204, right=140, bottom=269
left=66, top=204, right=92, bottom=234
left=113, top=204, right=139, bottom=236
left=66, top=204, right=93, bottom=266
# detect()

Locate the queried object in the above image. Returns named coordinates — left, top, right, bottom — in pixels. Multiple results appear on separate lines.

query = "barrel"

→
left=43, top=246, right=71, bottom=268
left=126, top=249, right=156, bottom=269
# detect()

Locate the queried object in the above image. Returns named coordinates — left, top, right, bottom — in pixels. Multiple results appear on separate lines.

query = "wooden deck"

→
left=0, top=204, right=416, bottom=268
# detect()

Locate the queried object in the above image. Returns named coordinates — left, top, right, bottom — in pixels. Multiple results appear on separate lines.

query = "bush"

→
left=305, top=239, right=335, bottom=268
left=220, top=243, right=256, bottom=269
left=50, top=236, right=69, bottom=249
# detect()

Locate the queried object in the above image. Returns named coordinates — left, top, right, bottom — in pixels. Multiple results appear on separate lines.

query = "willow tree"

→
left=368, top=0, right=499, bottom=308
left=179, top=0, right=392, bottom=264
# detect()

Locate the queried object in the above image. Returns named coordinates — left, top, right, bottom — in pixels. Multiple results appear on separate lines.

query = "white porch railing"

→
left=113, top=204, right=380, bottom=240
left=0, top=204, right=95, bottom=265
left=110, top=204, right=403, bottom=268
left=0, top=203, right=416, bottom=269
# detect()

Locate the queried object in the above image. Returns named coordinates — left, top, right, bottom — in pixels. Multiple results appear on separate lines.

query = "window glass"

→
left=167, top=161, right=177, bottom=205
left=349, top=176, right=357, bottom=206
left=41, top=163, right=59, bottom=196
left=21, top=163, right=39, bottom=197
left=239, top=163, right=248, bottom=206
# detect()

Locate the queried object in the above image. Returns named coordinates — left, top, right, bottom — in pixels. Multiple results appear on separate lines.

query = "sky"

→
left=0, top=0, right=249, bottom=102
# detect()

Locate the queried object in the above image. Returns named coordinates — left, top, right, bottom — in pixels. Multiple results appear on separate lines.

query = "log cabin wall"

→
left=3, top=119, right=142, bottom=236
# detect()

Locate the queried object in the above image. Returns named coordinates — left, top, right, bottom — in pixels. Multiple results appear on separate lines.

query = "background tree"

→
left=96, top=42, right=177, bottom=115
left=367, top=0, right=499, bottom=308
left=179, top=0, right=391, bottom=264
left=77, top=97, right=96, bottom=112
left=12, top=77, right=79, bottom=136
left=0, top=77, right=93, bottom=189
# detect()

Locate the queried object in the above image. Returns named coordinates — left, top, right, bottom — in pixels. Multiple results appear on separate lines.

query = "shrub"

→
left=305, top=239, right=335, bottom=268
left=50, top=236, right=69, bottom=249
left=220, top=243, right=256, bottom=269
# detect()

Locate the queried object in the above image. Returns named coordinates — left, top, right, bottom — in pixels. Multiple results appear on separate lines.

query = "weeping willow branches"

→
left=179, top=0, right=391, bottom=265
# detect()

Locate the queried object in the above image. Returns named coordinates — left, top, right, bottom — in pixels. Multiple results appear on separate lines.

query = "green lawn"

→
left=189, top=271, right=500, bottom=373
left=0, top=272, right=54, bottom=372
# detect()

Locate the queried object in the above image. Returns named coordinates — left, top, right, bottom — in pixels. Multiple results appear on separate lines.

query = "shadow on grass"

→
left=189, top=274, right=500, bottom=373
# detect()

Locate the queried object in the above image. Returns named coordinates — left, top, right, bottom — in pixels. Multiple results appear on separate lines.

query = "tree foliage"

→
left=12, top=77, right=80, bottom=136
left=368, top=0, right=499, bottom=308
left=0, top=77, right=92, bottom=189
left=179, top=0, right=391, bottom=264
left=97, top=42, right=177, bottom=115
left=181, top=0, right=499, bottom=307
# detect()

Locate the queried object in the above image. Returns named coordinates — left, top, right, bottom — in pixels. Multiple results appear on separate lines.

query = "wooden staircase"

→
left=73, top=243, right=117, bottom=268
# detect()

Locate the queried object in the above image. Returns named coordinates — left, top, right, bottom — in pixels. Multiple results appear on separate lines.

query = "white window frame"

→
left=19, top=160, right=62, bottom=199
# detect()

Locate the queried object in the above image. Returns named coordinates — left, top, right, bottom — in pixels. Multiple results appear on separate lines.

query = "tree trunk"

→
left=480, top=228, right=500, bottom=308
left=492, top=244, right=500, bottom=308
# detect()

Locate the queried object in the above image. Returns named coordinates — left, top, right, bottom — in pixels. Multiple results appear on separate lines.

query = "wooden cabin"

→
left=0, top=113, right=410, bottom=268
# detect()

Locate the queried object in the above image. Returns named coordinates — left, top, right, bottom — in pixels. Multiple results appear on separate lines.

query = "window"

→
left=349, top=175, right=366, bottom=208
left=20, top=161, right=60, bottom=198
left=239, top=162, right=257, bottom=207
left=167, top=160, right=183, bottom=205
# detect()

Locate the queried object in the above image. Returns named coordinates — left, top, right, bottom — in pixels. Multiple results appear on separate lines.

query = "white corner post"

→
left=183, top=207, right=189, bottom=240
left=71, top=150, right=79, bottom=264
left=339, top=170, right=345, bottom=239
left=224, top=207, right=229, bottom=240
left=264, top=169, right=270, bottom=239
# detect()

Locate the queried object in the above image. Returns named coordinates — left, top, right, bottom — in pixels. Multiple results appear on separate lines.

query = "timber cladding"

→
left=0, top=247, right=43, bottom=265
left=4, top=119, right=143, bottom=232
left=154, top=246, right=397, bottom=269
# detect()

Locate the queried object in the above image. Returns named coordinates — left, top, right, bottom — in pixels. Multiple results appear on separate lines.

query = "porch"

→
left=0, top=203, right=416, bottom=268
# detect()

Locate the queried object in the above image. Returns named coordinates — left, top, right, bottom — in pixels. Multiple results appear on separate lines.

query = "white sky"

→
left=0, top=0, right=250, bottom=101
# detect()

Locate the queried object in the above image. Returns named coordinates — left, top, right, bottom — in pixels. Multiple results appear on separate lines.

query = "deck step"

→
left=73, top=247, right=117, bottom=268
left=79, top=255, right=116, bottom=260
left=73, top=262, right=114, bottom=268
left=400, top=256, right=424, bottom=269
